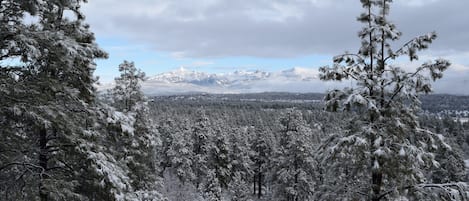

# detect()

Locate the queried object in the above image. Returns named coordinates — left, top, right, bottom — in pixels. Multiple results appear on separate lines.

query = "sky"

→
left=82, top=0, right=469, bottom=94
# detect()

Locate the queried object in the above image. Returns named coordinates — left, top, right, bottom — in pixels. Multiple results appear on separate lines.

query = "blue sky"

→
left=94, top=36, right=332, bottom=83
left=94, top=34, right=456, bottom=80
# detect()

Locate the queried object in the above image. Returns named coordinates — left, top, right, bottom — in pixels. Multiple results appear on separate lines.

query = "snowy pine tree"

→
left=191, top=109, right=214, bottom=188
left=111, top=60, right=146, bottom=112
left=108, top=61, right=160, bottom=195
left=250, top=124, right=275, bottom=198
left=0, top=0, right=112, bottom=200
left=273, top=109, right=317, bottom=201
left=156, top=118, right=178, bottom=176
left=201, top=170, right=222, bottom=201
left=208, top=126, right=233, bottom=188
left=317, top=0, right=461, bottom=200
left=229, top=172, right=253, bottom=201
left=228, top=127, right=254, bottom=188
left=166, top=123, right=195, bottom=184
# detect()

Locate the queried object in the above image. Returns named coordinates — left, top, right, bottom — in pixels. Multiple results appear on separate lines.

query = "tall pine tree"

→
left=108, top=61, right=160, bottom=196
left=273, top=109, right=317, bottom=201
left=317, top=0, right=462, bottom=200
left=0, top=0, right=111, bottom=200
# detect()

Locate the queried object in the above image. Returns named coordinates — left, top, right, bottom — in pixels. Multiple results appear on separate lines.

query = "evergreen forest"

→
left=1, top=0, right=468, bottom=200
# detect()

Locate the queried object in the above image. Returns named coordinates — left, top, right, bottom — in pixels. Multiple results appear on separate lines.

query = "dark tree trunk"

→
left=371, top=171, right=383, bottom=201
left=253, top=175, right=256, bottom=195
left=39, top=127, right=48, bottom=201
left=257, top=168, right=262, bottom=198
left=294, top=173, right=298, bottom=201
left=294, top=158, right=299, bottom=201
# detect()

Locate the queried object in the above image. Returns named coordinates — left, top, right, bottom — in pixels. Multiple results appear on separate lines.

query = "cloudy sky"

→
left=82, top=0, right=469, bottom=94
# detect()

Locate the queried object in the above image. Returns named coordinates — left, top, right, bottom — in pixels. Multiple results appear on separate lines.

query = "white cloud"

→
left=178, top=61, right=215, bottom=69
left=170, top=52, right=186, bottom=59
left=247, top=2, right=305, bottom=22
left=84, top=0, right=469, bottom=94
left=190, top=61, right=214, bottom=67
left=82, top=0, right=468, bottom=58
left=396, top=0, right=440, bottom=7
left=449, top=63, right=469, bottom=72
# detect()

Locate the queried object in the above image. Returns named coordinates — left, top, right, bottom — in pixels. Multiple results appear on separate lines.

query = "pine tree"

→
left=208, top=126, right=232, bottom=188
left=317, top=0, right=459, bottom=200
left=0, top=0, right=110, bottom=200
left=430, top=145, right=467, bottom=184
left=273, top=109, right=317, bottom=201
left=250, top=124, right=275, bottom=199
left=201, top=170, right=222, bottom=201
left=111, top=60, right=146, bottom=112
left=228, top=127, right=254, bottom=187
left=156, top=118, right=178, bottom=176
left=167, top=127, right=195, bottom=184
left=77, top=105, right=134, bottom=200
left=191, top=109, right=214, bottom=188
left=229, top=172, right=253, bottom=201
left=108, top=61, right=160, bottom=194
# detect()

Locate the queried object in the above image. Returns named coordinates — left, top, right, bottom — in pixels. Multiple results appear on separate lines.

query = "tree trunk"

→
left=39, top=127, right=48, bottom=201
left=256, top=157, right=262, bottom=199
left=253, top=175, right=256, bottom=195
left=294, top=158, right=299, bottom=201
left=371, top=171, right=383, bottom=201
left=257, top=171, right=262, bottom=199
left=294, top=172, right=298, bottom=201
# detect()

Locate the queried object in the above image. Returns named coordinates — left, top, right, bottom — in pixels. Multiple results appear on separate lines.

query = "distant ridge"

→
left=142, top=67, right=324, bottom=95
left=97, top=67, right=469, bottom=96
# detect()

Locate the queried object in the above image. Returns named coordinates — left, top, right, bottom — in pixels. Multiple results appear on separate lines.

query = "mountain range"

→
left=141, top=67, right=328, bottom=95
left=97, top=66, right=469, bottom=95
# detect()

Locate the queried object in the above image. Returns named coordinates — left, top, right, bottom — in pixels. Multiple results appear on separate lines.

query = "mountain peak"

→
left=176, top=66, right=185, bottom=71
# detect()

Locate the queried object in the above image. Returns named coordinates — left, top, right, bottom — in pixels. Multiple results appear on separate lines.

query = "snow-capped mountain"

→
left=148, top=67, right=226, bottom=86
left=147, top=67, right=273, bottom=87
left=141, top=67, right=324, bottom=95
